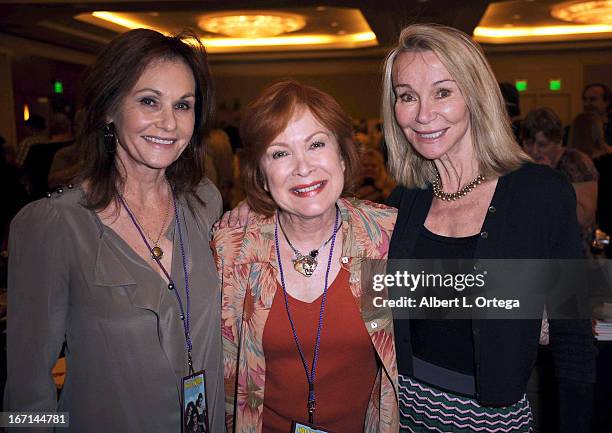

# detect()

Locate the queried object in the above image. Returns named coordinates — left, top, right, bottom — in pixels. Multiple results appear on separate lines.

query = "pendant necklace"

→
left=118, top=183, right=172, bottom=260
left=278, top=205, right=341, bottom=277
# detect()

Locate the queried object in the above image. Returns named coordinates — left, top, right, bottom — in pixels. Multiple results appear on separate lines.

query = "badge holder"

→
left=290, top=420, right=337, bottom=433
left=181, top=370, right=209, bottom=433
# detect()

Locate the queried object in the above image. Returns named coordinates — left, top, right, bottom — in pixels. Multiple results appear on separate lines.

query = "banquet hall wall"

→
left=1, top=36, right=611, bottom=146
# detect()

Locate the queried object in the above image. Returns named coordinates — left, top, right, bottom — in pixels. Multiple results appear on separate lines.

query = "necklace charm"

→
left=292, top=252, right=318, bottom=277
left=278, top=206, right=341, bottom=278
left=151, top=246, right=164, bottom=260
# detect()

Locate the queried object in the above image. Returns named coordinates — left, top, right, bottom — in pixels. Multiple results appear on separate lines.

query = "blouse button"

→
left=341, top=256, right=349, bottom=264
left=488, top=206, right=496, bottom=213
left=371, top=321, right=378, bottom=329
left=480, top=231, right=489, bottom=239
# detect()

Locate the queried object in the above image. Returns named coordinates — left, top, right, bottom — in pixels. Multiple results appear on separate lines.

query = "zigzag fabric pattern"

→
left=399, top=375, right=534, bottom=433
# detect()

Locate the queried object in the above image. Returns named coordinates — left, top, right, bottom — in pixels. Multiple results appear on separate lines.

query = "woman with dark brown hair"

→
left=5, top=29, right=225, bottom=432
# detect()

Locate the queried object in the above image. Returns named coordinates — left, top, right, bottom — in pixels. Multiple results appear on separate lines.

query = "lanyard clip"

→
left=307, top=398, right=316, bottom=425
left=187, top=352, right=194, bottom=375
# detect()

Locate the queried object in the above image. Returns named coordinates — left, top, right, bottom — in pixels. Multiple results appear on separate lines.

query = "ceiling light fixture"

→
left=474, top=23, right=612, bottom=38
left=76, top=10, right=378, bottom=53
left=551, top=0, right=612, bottom=25
left=198, top=12, right=305, bottom=38
left=187, top=31, right=376, bottom=50
left=91, top=11, right=152, bottom=30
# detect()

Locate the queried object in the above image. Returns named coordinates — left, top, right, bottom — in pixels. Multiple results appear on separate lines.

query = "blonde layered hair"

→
left=381, top=24, right=530, bottom=188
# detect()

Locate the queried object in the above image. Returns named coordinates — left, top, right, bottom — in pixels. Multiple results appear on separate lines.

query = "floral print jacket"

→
left=212, top=198, right=399, bottom=433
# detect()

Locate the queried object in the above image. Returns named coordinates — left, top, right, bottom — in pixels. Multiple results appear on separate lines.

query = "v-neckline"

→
left=92, top=207, right=177, bottom=287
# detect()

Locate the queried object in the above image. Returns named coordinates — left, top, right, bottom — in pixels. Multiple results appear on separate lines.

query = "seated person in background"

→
left=522, top=107, right=598, bottom=254
left=15, top=114, right=48, bottom=168
left=355, top=147, right=395, bottom=204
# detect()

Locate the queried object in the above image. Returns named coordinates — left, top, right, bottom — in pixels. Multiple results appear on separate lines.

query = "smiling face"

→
left=259, top=107, right=345, bottom=220
left=392, top=50, right=472, bottom=162
left=109, top=58, right=196, bottom=175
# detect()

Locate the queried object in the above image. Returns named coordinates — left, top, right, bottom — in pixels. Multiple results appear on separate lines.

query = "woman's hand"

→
left=214, top=200, right=253, bottom=229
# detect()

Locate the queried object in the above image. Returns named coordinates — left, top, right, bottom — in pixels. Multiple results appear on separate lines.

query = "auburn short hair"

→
left=240, top=80, right=360, bottom=216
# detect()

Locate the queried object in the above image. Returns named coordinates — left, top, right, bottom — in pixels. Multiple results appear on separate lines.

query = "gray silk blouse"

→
left=5, top=182, right=225, bottom=433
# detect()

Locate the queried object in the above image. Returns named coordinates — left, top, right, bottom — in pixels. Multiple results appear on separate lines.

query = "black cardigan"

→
left=388, top=163, right=597, bottom=433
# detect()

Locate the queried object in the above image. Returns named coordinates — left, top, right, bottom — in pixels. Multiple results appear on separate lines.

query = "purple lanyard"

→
left=118, top=189, right=194, bottom=374
left=274, top=206, right=339, bottom=426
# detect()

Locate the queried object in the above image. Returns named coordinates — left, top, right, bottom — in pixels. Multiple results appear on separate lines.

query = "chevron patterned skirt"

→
left=399, top=375, right=534, bottom=433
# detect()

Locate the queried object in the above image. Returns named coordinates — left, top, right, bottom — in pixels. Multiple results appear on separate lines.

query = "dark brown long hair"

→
left=77, top=28, right=214, bottom=210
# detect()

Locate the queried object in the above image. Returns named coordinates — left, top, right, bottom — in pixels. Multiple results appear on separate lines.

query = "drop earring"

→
left=103, top=123, right=116, bottom=153
left=104, top=123, right=114, bottom=139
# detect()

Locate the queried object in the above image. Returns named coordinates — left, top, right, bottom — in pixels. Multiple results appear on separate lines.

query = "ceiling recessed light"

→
left=552, top=1, right=612, bottom=25
left=512, top=14, right=521, bottom=19
left=198, top=12, right=306, bottom=38
left=148, top=12, right=159, bottom=17
left=316, top=6, right=327, bottom=12
left=330, top=21, right=339, bottom=27
left=337, top=30, right=346, bottom=35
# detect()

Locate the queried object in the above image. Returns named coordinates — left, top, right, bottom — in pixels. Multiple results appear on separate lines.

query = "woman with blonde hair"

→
left=382, top=23, right=595, bottom=433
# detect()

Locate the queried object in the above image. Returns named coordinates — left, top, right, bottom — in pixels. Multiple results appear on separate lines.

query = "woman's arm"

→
left=4, top=200, right=69, bottom=421
left=572, top=180, right=597, bottom=228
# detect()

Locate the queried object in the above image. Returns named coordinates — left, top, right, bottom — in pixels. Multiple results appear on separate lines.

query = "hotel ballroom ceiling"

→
left=0, top=0, right=611, bottom=60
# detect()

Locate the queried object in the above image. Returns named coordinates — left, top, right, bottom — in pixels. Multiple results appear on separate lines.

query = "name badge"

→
left=290, top=421, right=336, bottom=433
left=182, top=370, right=209, bottom=433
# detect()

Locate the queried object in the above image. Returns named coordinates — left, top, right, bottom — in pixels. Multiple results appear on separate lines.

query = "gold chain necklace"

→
left=432, top=170, right=485, bottom=201
left=122, top=183, right=172, bottom=259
